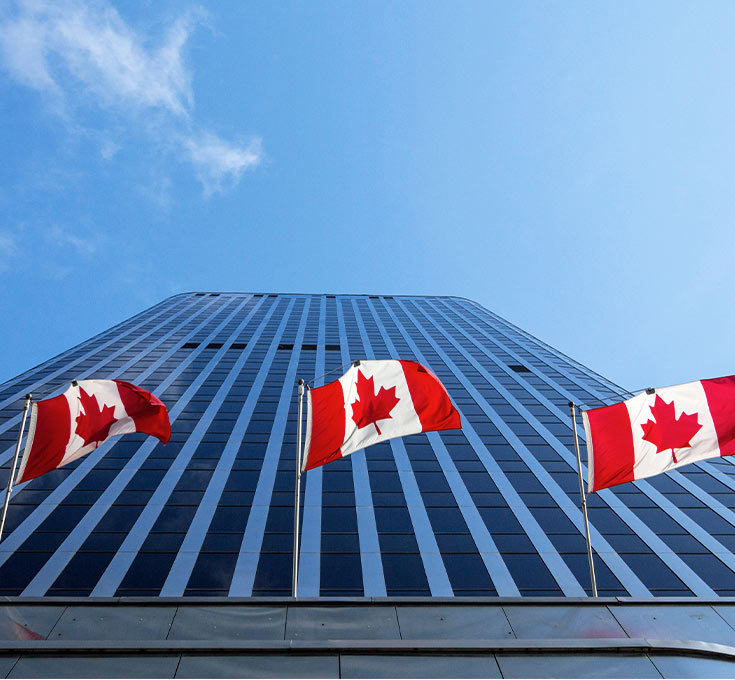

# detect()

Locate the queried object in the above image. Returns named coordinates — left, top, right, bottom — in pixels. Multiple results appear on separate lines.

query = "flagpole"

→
left=569, top=401, right=598, bottom=597
left=0, top=394, right=32, bottom=543
left=292, top=379, right=305, bottom=598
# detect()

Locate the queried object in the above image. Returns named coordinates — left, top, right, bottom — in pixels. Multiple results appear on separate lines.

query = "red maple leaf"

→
left=351, top=369, right=400, bottom=435
left=75, top=387, right=117, bottom=447
left=641, top=394, right=702, bottom=463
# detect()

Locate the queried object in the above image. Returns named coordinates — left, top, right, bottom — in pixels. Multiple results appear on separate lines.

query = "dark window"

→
left=381, top=553, right=429, bottom=593
left=188, top=553, right=238, bottom=590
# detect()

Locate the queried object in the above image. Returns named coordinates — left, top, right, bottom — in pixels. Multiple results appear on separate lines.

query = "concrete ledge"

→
left=0, top=637, right=733, bottom=660
left=4, top=596, right=735, bottom=606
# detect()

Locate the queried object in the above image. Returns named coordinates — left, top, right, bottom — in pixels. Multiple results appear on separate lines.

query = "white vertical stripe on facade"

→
left=377, top=297, right=586, bottom=596
left=402, top=298, right=716, bottom=597
left=448, top=303, right=735, bottom=580
left=89, top=296, right=283, bottom=596
left=447, top=299, right=735, bottom=593
left=350, top=298, right=453, bottom=596
left=18, top=296, right=266, bottom=594
left=230, top=297, right=312, bottom=596
left=442, top=299, right=735, bottom=592
left=462, top=302, right=735, bottom=588
left=161, top=297, right=313, bottom=595
left=334, top=298, right=386, bottom=597
left=358, top=297, right=519, bottom=596
left=413, top=298, right=652, bottom=597
left=0, top=295, right=256, bottom=566
left=298, top=295, right=326, bottom=597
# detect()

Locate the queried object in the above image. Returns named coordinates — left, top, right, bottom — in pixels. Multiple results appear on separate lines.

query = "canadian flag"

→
left=303, top=360, right=461, bottom=471
left=18, top=379, right=170, bottom=484
left=582, top=375, right=735, bottom=492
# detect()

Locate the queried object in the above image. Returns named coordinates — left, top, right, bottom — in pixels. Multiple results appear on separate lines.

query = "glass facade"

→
left=1, top=292, right=735, bottom=598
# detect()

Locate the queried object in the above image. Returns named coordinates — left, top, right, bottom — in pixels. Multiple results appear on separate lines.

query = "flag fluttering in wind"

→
left=303, top=360, right=461, bottom=471
left=18, top=379, right=170, bottom=483
left=583, top=375, right=735, bottom=492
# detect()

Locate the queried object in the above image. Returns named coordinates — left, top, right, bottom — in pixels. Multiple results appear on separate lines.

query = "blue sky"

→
left=1, top=0, right=734, bottom=394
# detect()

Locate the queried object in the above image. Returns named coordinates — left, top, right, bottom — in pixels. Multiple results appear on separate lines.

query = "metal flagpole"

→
left=0, top=394, right=32, bottom=543
left=569, top=401, right=598, bottom=597
left=292, top=379, right=305, bottom=598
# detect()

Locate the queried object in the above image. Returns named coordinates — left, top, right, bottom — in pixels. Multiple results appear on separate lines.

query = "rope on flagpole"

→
left=574, top=388, right=653, bottom=410
left=0, top=394, right=32, bottom=543
left=305, top=360, right=359, bottom=387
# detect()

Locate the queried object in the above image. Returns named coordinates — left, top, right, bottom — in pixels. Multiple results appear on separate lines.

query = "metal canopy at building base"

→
left=0, top=597, right=734, bottom=677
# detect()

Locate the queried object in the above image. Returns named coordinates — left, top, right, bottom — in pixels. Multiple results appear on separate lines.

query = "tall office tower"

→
left=1, top=292, right=735, bottom=601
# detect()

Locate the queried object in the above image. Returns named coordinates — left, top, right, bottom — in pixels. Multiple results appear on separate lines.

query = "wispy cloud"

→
left=135, top=172, right=174, bottom=211
left=47, top=224, right=98, bottom=256
left=0, top=0, right=261, bottom=195
left=99, top=137, right=121, bottom=160
left=0, top=223, right=103, bottom=278
left=0, top=231, right=19, bottom=272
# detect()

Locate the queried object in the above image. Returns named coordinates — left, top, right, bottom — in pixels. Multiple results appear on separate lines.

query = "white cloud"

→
left=0, top=0, right=261, bottom=195
left=184, top=133, right=262, bottom=197
left=0, top=0, right=193, bottom=114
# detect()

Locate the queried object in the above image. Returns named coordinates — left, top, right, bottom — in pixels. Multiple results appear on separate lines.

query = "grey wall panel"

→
left=8, top=654, right=180, bottom=679
left=650, top=653, right=735, bottom=679
left=175, top=654, right=339, bottom=679
left=167, top=605, right=286, bottom=640
left=48, top=605, right=176, bottom=640
left=610, top=605, right=735, bottom=647
left=502, top=605, right=627, bottom=639
left=396, top=605, right=512, bottom=639
left=0, top=606, right=64, bottom=639
left=341, top=654, right=502, bottom=679
left=496, top=653, right=662, bottom=679
left=286, top=605, right=400, bottom=640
